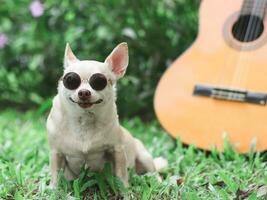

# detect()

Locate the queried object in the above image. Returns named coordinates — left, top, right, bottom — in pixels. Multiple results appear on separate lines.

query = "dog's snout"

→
left=78, top=89, right=91, bottom=100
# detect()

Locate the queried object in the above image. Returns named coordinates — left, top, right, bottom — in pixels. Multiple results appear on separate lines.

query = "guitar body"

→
left=154, top=0, right=267, bottom=153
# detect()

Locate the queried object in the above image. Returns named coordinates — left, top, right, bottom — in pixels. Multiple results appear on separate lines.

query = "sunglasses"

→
left=62, top=72, right=107, bottom=91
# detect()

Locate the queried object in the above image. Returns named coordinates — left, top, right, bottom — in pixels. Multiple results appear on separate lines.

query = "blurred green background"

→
left=0, top=0, right=199, bottom=119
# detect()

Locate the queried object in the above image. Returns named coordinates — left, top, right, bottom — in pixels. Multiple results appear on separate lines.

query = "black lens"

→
left=63, top=72, right=81, bottom=90
left=89, top=73, right=107, bottom=91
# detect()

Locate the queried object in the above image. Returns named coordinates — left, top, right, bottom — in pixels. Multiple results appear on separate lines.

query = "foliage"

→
left=0, top=111, right=266, bottom=199
left=0, top=0, right=199, bottom=117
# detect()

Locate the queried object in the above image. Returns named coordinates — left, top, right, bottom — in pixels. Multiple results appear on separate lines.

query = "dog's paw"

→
left=123, top=181, right=129, bottom=188
left=48, top=181, right=57, bottom=190
left=120, top=177, right=129, bottom=188
left=153, top=157, right=168, bottom=172
left=156, top=174, right=163, bottom=182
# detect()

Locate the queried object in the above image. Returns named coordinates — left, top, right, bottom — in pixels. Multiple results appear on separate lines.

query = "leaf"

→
left=80, top=180, right=97, bottom=192
left=218, top=172, right=238, bottom=194
left=29, top=54, right=43, bottom=70
left=103, top=164, right=117, bottom=194
left=95, top=173, right=108, bottom=199
left=73, top=179, right=81, bottom=199
left=187, top=192, right=201, bottom=200
left=141, top=183, right=151, bottom=200
left=14, top=191, right=23, bottom=200
left=29, top=92, right=43, bottom=105
left=217, top=189, right=230, bottom=200
left=36, top=97, right=52, bottom=115
left=247, top=192, right=257, bottom=200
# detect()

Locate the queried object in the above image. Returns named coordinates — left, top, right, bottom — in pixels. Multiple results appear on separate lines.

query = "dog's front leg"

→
left=49, top=149, right=65, bottom=188
left=114, top=145, right=128, bottom=187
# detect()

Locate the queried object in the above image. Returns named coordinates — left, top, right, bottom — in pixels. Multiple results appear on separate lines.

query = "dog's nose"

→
left=78, top=89, right=91, bottom=100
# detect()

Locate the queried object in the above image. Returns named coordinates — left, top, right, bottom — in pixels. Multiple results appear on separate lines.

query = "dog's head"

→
left=58, top=43, right=128, bottom=111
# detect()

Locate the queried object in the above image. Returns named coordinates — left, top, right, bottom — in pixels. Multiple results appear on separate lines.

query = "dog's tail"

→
left=153, top=157, right=168, bottom=172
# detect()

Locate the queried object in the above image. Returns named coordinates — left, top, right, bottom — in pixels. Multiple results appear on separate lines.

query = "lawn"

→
left=0, top=110, right=266, bottom=199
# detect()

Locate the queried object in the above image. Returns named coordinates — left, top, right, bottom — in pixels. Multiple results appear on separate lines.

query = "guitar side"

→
left=154, top=0, right=267, bottom=152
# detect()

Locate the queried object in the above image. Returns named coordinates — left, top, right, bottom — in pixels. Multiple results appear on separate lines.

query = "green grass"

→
left=0, top=110, right=266, bottom=199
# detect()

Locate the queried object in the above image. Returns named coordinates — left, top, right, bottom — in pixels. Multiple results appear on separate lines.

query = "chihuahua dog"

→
left=46, top=43, right=166, bottom=187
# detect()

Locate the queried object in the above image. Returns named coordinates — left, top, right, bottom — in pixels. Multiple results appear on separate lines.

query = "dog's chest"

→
left=59, top=117, right=115, bottom=156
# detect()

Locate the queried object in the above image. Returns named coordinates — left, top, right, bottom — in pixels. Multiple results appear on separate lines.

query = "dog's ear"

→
left=105, top=42, right=128, bottom=80
left=64, top=43, right=79, bottom=68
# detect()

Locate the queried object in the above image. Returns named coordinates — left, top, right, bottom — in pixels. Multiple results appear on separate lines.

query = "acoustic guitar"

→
left=154, top=0, right=267, bottom=153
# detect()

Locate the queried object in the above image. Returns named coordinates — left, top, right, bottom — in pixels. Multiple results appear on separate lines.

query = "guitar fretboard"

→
left=241, top=0, right=267, bottom=18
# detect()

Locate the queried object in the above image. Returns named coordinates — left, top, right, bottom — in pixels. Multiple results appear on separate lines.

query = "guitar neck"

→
left=241, top=0, right=267, bottom=18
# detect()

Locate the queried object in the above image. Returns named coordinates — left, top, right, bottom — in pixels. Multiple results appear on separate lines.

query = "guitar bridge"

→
left=193, top=84, right=267, bottom=105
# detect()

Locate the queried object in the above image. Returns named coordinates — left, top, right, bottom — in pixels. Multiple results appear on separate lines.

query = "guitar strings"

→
left=235, top=0, right=262, bottom=87
left=238, top=0, right=266, bottom=88
left=219, top=0, right=254, bottom=101
left=204, top=0, right=264, bottom=100
left=232, top=0, right=256, bottom=88
left=215, top=2, right=243, bottom=93
left=231, top=2, right=253, bottom=86
left=215, top=1, right=251, bottom=94
left=231, top=0, right=259, bottom=93
left=240, top=0, right=266, bottom=89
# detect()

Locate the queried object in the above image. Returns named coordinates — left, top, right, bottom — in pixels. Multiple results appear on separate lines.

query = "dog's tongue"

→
left=78, top=102, right=92, bottom=108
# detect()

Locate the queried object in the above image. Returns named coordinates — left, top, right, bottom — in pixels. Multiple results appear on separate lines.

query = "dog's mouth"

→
left=69, top=97, right=103, bottom=108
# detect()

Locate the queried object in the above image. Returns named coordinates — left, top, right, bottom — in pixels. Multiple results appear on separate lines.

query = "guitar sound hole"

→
left=232, top=15, right=264, bottom=42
